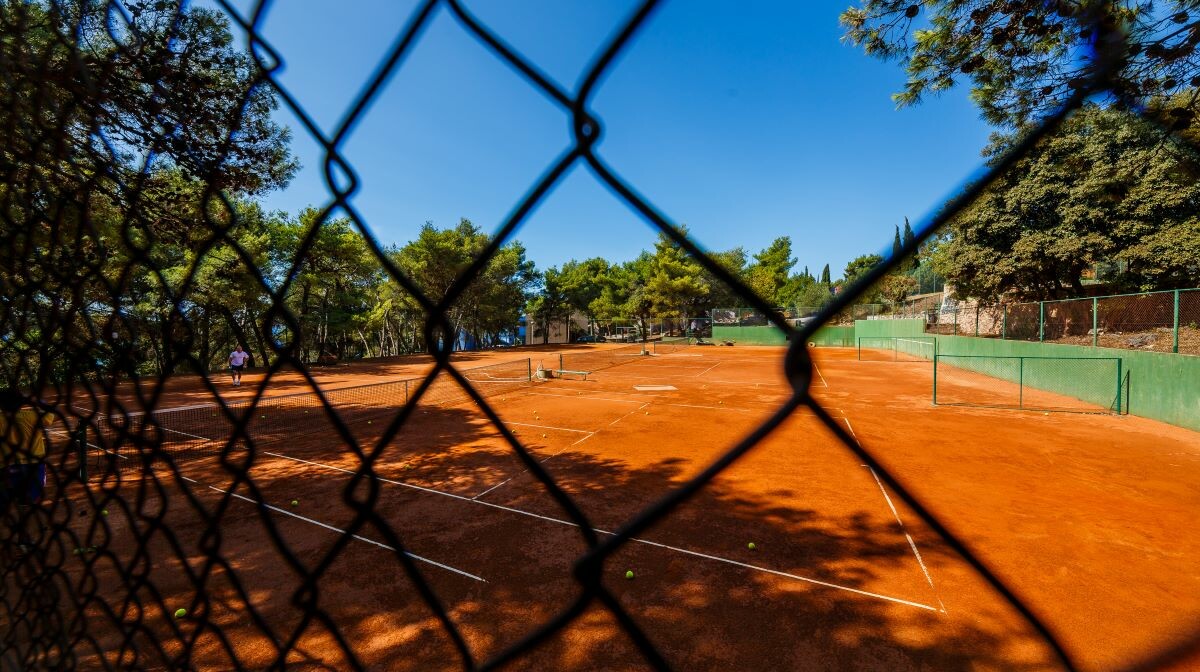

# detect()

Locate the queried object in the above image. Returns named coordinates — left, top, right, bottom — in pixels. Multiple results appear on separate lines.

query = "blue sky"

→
left=215, top=0, right=994, bottom=280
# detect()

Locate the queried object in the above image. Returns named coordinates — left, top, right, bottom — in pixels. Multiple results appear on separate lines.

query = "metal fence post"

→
left=1092, top=297, right=1099, bottom=347
left=932, top=355, right=938, bottom=405
left=974, top=305, right=980, bottom=337
left=1038, top=302, right=1045, bottom=342
left=1018, top=357, right=1024, bottom=409
left=1174, top=289, right=1181, bottom=354
left=1116, top=358, right=1123, bottom=414
left=1002, top=304, right=1007, bottom=340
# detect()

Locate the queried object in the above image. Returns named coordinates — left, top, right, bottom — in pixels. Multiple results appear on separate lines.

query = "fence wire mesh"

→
left=933, top=355, right=1123, bottom=414
left=929, top=289, right=1200, bottom=354
left=0, top=1, right=1197, bottom=670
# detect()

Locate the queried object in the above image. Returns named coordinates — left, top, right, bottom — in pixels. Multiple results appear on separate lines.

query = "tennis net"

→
left=857, top=336, right=937, bottom=362
left=652, top=336, right=691, bottom=354
left=558, top=343, right=647, bottom=374
left=77, top=358, right=533, bottom=473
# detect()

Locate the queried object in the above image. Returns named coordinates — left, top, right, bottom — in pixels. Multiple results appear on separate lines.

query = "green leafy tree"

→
left=277, top=209, right=381, bottom=362
left=396, top=219, right=536, bottom=350
left=527, top=266, right=571, bottom=343
left=0, top=1, right=295, bottom=380
left=932, top=105, right=1200, bottom=300
left=841, top=1, right=1200, bottom=130
left=702, top=247, right=750, bottom=311
left=642, top=231, right=710, bottom=318
left=796, top=281, right=834, bottom=309
left=558, top=258, right=612, bottom=330
left=746, top=237, right=797, bottom=305
left=879, top=272, right=919, bottom=304
left=843, top=254, right=885, bottom=286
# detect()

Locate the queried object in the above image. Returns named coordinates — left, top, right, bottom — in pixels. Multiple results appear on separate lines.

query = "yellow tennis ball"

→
left=174, top=608, right=187, bottom=619
left=101, top=509, right=109, bottom=516
left=542, top=433, right=547, bottom=438
left=290, top=499, right=299, bottom=507
left=625, top=570, right=634, bottom=580
left=748, top=542, right=756, bottom=550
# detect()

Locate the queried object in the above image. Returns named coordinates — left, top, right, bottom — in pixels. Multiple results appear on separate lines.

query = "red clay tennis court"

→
left=47, top=343, right=1200, bottom=670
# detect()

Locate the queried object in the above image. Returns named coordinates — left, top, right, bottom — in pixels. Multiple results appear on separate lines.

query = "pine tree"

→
left=902, top=217, right=917, bottom=268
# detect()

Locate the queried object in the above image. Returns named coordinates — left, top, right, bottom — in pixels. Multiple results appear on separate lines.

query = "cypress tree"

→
left=902, top=217, right=917, bottom=268
left=820, top=264, right=830, bottom=284
left=892, top=225, right=902, bottom=260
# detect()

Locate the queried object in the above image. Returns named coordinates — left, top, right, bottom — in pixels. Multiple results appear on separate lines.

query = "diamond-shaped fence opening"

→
left=2, top=1, right=1198, bottom=670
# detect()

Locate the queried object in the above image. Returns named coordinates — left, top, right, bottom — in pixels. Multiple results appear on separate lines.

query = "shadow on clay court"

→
left=37, top=395, right=1058, bottom=671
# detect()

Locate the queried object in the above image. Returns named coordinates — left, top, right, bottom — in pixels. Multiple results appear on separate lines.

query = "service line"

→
left=259, top=450, right=941, bottom=613
left=178, top=473, right=485, bottom=583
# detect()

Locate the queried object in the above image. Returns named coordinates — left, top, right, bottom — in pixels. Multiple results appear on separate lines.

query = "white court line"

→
left=260, top=450, right=940, bottom=612
left=506, top=421, right=591, bottom=434
left=862, top=466, right=946, bottom=613
left=526, top=391, right=645, bottom=405
left=841, top=413, right=945, bottom=612
left=609, top=403, right=649, bottom=426
left=584, top=371, right=790, bottom=389
left=527, top=391, right=764, bottom=413
left=812, top=362, right=829, bottom=388
left=180, top=474, right=485, bottom=583
left=471, top=430, right=597, bottom=500
left=694, top=361, right=723, bottom=377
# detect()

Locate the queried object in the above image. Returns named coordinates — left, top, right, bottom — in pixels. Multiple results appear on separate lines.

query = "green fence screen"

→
left=933, top=355, right=1123, bottom=413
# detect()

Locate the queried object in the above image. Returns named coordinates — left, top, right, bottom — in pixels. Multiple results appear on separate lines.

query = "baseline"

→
left=257, top=449, right=942, bottom=612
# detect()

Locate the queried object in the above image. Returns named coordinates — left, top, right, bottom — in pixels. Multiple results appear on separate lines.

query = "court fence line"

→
left=864, top=287, right=1200, bottom=356
left=933, top=355, right=1123, bottom=414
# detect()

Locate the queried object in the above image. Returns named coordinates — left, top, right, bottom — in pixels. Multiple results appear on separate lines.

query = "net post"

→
left=1173, top=289, right=1181, bottom=354
left=1018, top=357, right=1024, bottom=409
left=527, top=358, right=532, bottom=382
left=1038, top=302, right=1045, bottom=342
left=1092, top=297, right=1099, bottom=347
left=856, top=337, right=861, bottom=361
left=559, top=353, right=564, bottom=372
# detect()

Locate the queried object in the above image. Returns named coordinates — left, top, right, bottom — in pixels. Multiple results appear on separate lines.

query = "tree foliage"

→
left=931, top=104, right=1200, bottom=300
left=841, top=0, right=1200, bottom=130
left=0, top=1, right=296, bottom=383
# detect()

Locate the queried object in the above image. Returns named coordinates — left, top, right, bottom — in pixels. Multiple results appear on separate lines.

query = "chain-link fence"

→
left=1, top=1, right=1197, bottom=670
left=933, top=355, right=1123, bottom=414
left=927, top=289, right=1200, bottom=355
left=587, top=316, right=712, bottom=342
